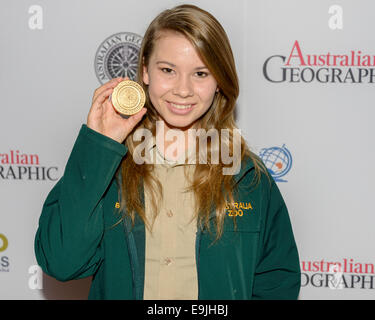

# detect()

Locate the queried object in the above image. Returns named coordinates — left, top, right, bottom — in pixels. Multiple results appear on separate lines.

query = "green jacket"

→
left=34, top=125, right=300, bottom=300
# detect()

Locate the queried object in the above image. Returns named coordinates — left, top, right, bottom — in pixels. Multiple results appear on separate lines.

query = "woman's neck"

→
left=155, top=120, right=196, bottom=161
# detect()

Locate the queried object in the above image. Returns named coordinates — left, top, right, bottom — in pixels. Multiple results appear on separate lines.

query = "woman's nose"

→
left=172, top=75, right=194, bottom=98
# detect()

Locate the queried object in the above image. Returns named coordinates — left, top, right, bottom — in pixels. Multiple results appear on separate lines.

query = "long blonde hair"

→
left=118, top=4, right=266, bottom=239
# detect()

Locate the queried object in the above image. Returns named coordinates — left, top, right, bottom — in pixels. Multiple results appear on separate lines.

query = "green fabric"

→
left=34, top=124, right=301, bottom=300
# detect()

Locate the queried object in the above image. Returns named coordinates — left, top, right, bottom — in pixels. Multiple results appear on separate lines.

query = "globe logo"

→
left=259, top=144, right=292, bottom=182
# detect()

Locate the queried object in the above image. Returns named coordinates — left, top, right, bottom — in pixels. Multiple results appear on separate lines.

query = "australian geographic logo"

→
left=301, top=258, right=375, bottom=290
left=0, top=150, right=58, bottom=181
left=94, top=32, right=143, bottom=84
left=263, top=40, right=375, bottom=84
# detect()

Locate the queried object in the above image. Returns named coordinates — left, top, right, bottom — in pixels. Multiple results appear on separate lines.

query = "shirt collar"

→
left=145, top=139, right=255, bottom=179
left=147, top=142, right=196, bottom=168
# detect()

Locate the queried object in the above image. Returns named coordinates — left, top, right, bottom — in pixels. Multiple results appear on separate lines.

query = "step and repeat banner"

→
left=1, top=0, right=374, bottom=299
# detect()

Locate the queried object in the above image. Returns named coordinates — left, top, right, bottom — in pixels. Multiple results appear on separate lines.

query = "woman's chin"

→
left=159, top=116, right=197, bottom=131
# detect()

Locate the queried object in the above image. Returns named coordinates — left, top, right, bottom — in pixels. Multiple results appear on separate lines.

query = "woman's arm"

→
left=34, top=124, right=127, bottom=281
left=252, top=178, right=301, bottom=299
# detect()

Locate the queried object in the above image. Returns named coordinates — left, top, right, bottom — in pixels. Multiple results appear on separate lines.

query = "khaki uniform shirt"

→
left=143, top=142, right=198, bottom=300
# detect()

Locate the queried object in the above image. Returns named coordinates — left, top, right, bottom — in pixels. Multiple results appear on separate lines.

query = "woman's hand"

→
left=87, top=77, right=147, bottom=143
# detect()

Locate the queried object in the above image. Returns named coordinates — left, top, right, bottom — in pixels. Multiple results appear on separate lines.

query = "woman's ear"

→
left=142, top=58, right=149, bottom=85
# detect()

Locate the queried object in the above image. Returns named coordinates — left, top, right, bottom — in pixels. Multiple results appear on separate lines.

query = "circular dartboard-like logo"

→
left=94, top=32, right=143, bottom=84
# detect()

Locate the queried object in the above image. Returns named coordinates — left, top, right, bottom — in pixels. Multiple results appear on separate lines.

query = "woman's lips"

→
left=167, top=101, right=195, bottom=115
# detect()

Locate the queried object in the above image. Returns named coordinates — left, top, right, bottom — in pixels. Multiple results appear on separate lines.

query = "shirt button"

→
left=164, top=258, right=173, bottom=266
left=166, top=209, right=173, bottom=217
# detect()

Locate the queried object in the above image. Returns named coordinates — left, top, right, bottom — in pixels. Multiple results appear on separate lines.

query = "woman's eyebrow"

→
left=156, top=61, right=208, bottom=70
left=194, top=66, right=209, bottom=70
left=156, top=61, right=176, bottom=67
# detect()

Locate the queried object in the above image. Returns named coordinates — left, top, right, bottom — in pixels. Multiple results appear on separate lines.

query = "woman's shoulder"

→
left=236, top=150, right=275, bottom=196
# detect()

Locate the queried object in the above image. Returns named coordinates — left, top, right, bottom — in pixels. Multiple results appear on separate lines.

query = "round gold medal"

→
left=111, top=80, right=146, bottom=116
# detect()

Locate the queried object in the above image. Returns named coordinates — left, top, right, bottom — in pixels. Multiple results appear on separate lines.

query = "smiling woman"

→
left=35, top=4, right=300, bottom=300
left=122, top=4, right=267, bottom=240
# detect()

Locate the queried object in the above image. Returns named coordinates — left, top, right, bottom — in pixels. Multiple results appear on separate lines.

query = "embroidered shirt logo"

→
left=225, top=202, right=253, bottom=217
left=115, top=202, right=120, bottom=209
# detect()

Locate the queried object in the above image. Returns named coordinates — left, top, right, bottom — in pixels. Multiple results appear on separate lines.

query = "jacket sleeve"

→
left=34, top=124, right=127, bottom=282
left=252, top=176, right=301, bottom=299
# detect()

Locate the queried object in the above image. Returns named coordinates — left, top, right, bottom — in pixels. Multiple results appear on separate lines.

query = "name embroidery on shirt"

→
left=225, top=202, right=253, bottom=217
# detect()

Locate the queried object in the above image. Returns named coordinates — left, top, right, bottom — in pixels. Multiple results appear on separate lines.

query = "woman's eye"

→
left=196, top=71, right=208, bottom=77
left=161, top=67, right=173, bottom=73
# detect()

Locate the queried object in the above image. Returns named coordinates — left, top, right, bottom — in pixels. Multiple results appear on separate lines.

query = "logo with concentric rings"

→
left=259, top=144, right=292, bottom=182
left=94, top=32, right=143, bottom=84
left=0, top=233, right=9, bottom=272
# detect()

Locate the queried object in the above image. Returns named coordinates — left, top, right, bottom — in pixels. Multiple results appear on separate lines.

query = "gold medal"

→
left=111, top=80, right=146, bottom=116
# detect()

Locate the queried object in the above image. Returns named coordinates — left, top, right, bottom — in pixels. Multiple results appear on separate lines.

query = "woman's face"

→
left=143, top=30, right=218, bottom=131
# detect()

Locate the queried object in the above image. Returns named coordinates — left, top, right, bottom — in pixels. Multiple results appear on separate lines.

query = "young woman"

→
left=34, top=4, right=300, bottom=300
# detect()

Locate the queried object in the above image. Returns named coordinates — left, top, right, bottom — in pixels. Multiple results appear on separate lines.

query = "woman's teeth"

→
left=171, top=103, right=192, bottom=109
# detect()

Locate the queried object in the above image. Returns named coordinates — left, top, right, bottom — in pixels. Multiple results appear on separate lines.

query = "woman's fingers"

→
left=92, top=77, right=123, bottom=101
left=128, top=108, right=148, bottom=126
left=87, top=76, right=144, bottom=143
left=91, top=87, right=114, bottom=111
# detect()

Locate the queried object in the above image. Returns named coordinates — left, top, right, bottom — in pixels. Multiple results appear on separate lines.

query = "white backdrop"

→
left=0, top=0, right=374, bottom=299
